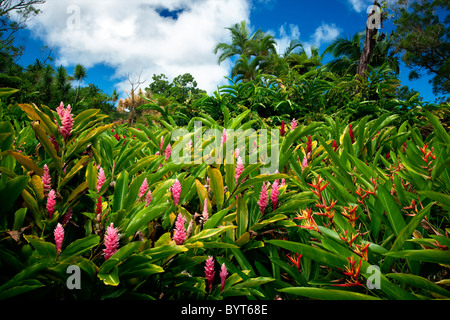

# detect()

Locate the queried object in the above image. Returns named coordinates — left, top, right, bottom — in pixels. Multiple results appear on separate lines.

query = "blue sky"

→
left=15, top=0, right=446, bottom=103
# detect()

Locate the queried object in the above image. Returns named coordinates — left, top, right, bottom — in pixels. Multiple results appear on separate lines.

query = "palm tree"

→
left=231, top=54, right=263, bottom=82
left=214, top=21, right=256, bottom=64
left=324, top=31, right=399, bottom=76
left=73, top=63, right=87, bottom=105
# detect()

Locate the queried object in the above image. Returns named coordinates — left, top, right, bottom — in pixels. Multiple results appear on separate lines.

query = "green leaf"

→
left=267, top=240, right=348, bottom=269
left=0, top=175, right=30, bottom=224
left=386, top=273, right=450, bottom=298
left=23, top=235, right=56, bottom=260
left=186, top=225, right=235, bottom=243
left=59, top=234, right=100, bottom=261
left=112, top=170, right=129, bottom=212
left=385, top=249, right=450, bottom=264
left=418, top=191, right=450, bottom=211
left=236, top=195, right=248, bottom=238
left=124, top=202, right=170, bottom=238
left=279, top=287, right=381, bottom=300
left=377, top=184, right=406, bottom=237
left=207, top=166, right=224, bottom=210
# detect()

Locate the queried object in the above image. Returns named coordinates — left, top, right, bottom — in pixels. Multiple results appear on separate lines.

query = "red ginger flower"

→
left=235, top=156, right=244, bottom=183
left=61, top=207, right=72, bottom=226
left=205, top=256, right=215, bottom=291
left=173, top=213, right=186, bottom=245
left=171, top=178, right=182, bottom=206
left=54, top=223, right=64, bottom=256
left=271, top=179, right=279, bottom=211
left=96, top=195, right=102, bottom=220
left=280, top=120, right=285, bottom=136
left=42, top=164, right=51, bottom=196
left=47, top=189, right=56, bottom=218
left=103, top=223, right=120, bottom=260
left=97, top=167, right=106, bottom=193
left=257, top=182, right=269, bottom=214
left=332, top=139, right=338, bottom=151
left=306, top=135, right=312, bottom=154
left=349, top=124, right=355, bottom=143
left=220, top=263, right=228, bottom=292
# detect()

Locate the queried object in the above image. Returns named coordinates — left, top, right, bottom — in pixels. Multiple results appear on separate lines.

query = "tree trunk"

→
left=357, top=0, right=382, bottom=78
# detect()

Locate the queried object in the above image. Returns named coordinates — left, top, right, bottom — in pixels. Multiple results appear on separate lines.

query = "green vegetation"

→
left=0, top=0, right=448, bottom=301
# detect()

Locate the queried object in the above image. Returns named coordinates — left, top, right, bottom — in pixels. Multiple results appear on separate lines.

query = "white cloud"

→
left=348, top=0, right=373, bottom=13
left=27, top=0, right=251, bottom=95
left=271, top=22, right=340, bottom=57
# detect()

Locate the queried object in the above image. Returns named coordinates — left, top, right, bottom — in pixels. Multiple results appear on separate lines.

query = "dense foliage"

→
left=0, top=0, right=449, bottom=301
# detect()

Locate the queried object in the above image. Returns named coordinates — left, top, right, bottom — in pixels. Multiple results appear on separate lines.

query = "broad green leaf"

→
left=385, top=249, right=450, bottom=264
left=377, top=184, right=405, bottom=237
left=112, top=170, right=129, bottom=212
left=386, top=273, right=450, bottom=298
left=279, top=287, right=381, bottom=300
left=207, top=166, right=224, bottom=210
left=236, top=195, right=248, bottom=238
left=60, top=234, right=100, bottom=261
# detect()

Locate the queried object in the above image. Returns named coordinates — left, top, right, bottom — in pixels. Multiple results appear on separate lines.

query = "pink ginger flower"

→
left=54, top=223, right=64, bottom=256
left=220, top=263, right=228, bottom=292
left=349, top=124, right=355, bottom=143
left=139, top=178, right=149, bottom=199
left=103, top=223, right=120, bottom=260
left=257, top=182, right=269, bottom=214
left=280, top=178, right=286, bottom=188
left=302, top=157, right=308, bottom=170
left=271, top=180, right=279, bottom=211
left=171, top=178, right=182, bottom=206
left=221, top=129, right=227, bottom=145
left=235, top=156, right=244, bottom=183
left=145, top=189, right=152, bottom=207
left=42, top=164, right=51, bottom=195
left=202, top=198, right=209, bottom=221
left=173, top=213, right=186, bottom=245
left=204, top=256, right=215, bottom=291
left=47, top=189, right=56, bottom=218
left=235, top=147, right=240, bottom=159
left=165, top=143, right=172, bottom=161
left=56, top=101, right=65, bottom=119
left=97, top=167, right=106, bottom=193
left=291, top=118, right=298, bottom=130
left=160, top=136, right=164, bottom=151
left=58, top=103, right=74, bottom=140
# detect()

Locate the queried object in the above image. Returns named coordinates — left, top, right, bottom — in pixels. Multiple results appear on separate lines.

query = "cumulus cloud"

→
left=27, top=0, right=251, bottom=95
left=271, top=22, right=340, bottom=57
